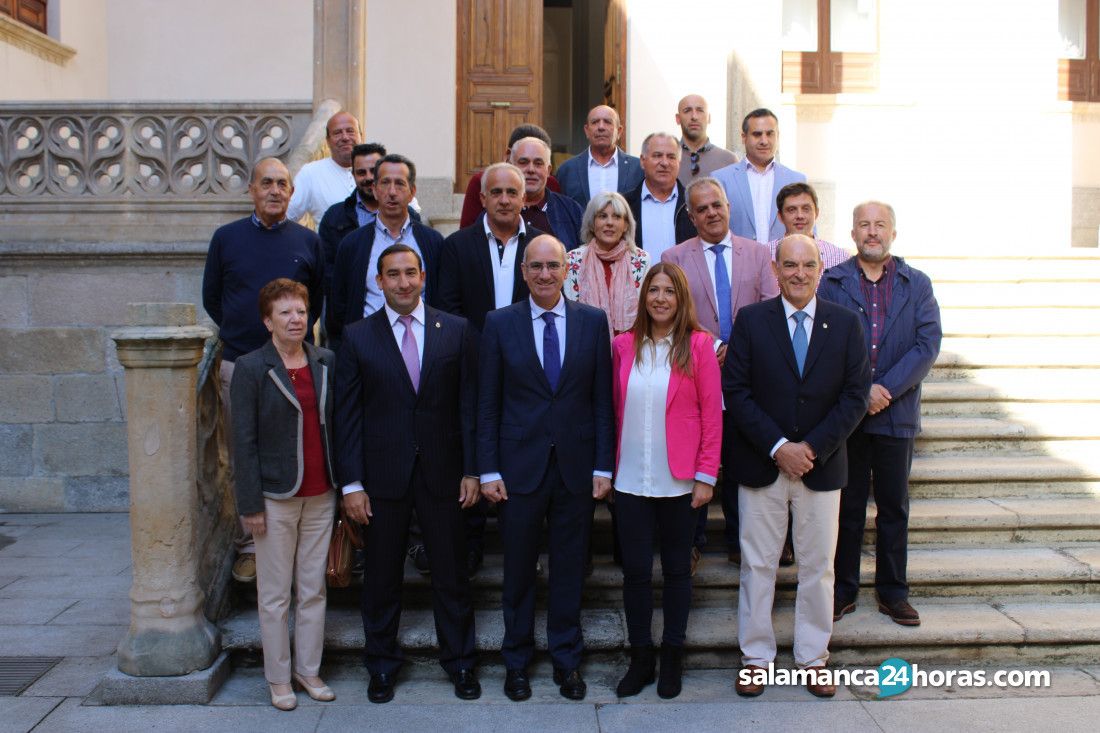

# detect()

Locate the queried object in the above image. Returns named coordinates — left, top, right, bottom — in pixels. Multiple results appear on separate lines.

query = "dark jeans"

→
left=834, top=431, right=914, bottom=604
left=615, top=490, right=695, bottom=647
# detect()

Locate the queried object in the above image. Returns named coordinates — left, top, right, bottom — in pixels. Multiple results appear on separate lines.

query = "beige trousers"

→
left=253, top=490, right=335, bottom=684
left=738, top=474, right=840, bottom=669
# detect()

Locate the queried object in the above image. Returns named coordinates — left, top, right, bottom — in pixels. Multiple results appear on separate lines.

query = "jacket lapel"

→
left=556, top=299, right=582, bottom=393
left=473, top=219, right=496, bottom=304
left=262, top=341, right=302, bottom=411
left=880, top=261, right=910, bottom=343
left=802, top=300, right=832, bottom=377
left=518, top=300, right=553, bottom=393
left=687, top=238, right=719, bottom=325
left=733, top=162, right=755, bottom=236
left=766, top=298, right=801, bottom=378
left=373, top=310, right=417, bottom=396
left=580, top=151, right=592, bottom=202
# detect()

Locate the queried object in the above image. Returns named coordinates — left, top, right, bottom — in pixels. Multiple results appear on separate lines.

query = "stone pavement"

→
left=3, top=512, right=1100, bottom=733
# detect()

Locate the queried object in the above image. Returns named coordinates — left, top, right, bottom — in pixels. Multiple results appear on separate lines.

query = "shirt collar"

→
left=522, top=191, right=549, bottom=211
left=482, top=213, right=526, bottom=241
left=529, top=295, right=566, bottom=320
left=641, top=182, right=678, bottom=203
left=680, top=138, right=712, bottom=154
left=706, top=231, right=733, bottom=250
left=781, top=296, right=817, bottom=322
left=251, top=212, right=288, bottom=230
left=747, top=158, right=776, bottom=175
left=858, top=255, right=895, bottom=282
left=587, top=148, right=619, bottom=168
left=376, top=215, right=411, bottom=237
left=355, top=193, right=377, bottom=213
left=384, top=299, right=425, bottom=328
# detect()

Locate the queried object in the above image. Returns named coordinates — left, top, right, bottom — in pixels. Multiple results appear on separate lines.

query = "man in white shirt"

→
left=287, top=111, right=362, bottom=225
left=712, top=109, right=808, bottom=243
left=555, top=105, right=644, bottom=206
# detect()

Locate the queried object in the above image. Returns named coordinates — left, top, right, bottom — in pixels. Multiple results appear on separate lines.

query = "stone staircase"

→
left=222, top=252, right=1100, bottom=667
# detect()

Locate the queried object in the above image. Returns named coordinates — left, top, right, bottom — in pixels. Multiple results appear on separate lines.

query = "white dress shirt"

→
left=342, top=299, right=427, bottom=496
left=586, top=148, right=619, bottom=200
left=363, top=217, right=422, bottom=317
left=484, top=215, right=526, bottom=310
left=615, top=336, right=696, bottom=498
left=746, top=159, right=776, bottom=243
left=770, top=296, right=817, bottom=458
left=639, top=182, right=679, bottom=261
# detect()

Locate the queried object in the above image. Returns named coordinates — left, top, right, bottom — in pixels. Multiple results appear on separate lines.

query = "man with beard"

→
left=819, top=201, right=942, bottom=628
left=676, top=94, right=737, bottom=187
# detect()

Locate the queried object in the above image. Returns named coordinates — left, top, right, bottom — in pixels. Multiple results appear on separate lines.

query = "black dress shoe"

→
left=466, top=549, right=483, bottom=578
left=555, top=668, right=587, bottom=700
left=833, top=597, right=856, bottom=622
left=408, top=544, right=430, bottom=575
left=450, top=668, right=481, bottom=700
left=367, top=672, right=396, bottom=703
left=504, top=669, right=531, bottom=701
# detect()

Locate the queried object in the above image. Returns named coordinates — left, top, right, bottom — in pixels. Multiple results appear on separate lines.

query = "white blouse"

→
left=615, top=336, right=694, bottom=499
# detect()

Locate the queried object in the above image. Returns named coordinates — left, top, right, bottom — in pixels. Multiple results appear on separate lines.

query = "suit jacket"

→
left=544, top=191, right=585, bottom=250
left=712, top=159, right=807, bottom=242
left=623, top=180, right=697, bottom=252
left=435, top=221, right=545, bottom=332
left=660, top=233, right=779, bottom=340
left=326, top=221, right=443, bottom=353
left=230, top=340, right=336, bottom=515
left=477, top=298, right=615, bottom=495
left=317, top=193, right=420, bottom=298
left=818, top=256, right=942, bottom=438
left=612, top=330, right=722, bottom=481
left=555, top=148, right=644, bottom=207
left=333, top=305, right=477, bottom=499
left=722, top=296, right=871, bottom=491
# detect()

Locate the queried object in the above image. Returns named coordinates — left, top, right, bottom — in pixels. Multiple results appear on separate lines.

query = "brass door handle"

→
left=489, top=101, right=512, bottom=109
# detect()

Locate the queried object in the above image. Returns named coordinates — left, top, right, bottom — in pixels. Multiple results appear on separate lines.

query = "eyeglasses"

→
left=524, top=261, right=563, bottom=273
left=690, top=150, right=700, bottom=176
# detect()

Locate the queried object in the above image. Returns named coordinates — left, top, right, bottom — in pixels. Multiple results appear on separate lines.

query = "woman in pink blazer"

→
left=610, top=262, right=722, bottom=700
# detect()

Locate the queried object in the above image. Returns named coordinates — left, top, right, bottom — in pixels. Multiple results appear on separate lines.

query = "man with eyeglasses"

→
left=676, top=94, right=738, bottom=187
left=477, top=234, right=614, bottom=702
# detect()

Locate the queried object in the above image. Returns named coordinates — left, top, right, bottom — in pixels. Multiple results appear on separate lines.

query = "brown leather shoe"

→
left=804, top=665, right=836, bottom=698
left=779, top=539, right=795, bottom=567
left=878, top=598, right=921, bottom=626
left=690, top=547, right=702, bottom=577
left=727, top=547, right=741, bottom=565
left=735, top=664, right=766, bottom=697
left=833, top=597, right=856, bottom=622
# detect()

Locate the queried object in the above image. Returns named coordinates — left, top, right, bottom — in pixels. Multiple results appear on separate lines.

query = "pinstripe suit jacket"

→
left=333, top=304, right=477, bottom=498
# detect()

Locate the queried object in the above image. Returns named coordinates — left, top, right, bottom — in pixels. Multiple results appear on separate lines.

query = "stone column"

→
left=111, top=303, right=219, bottom=677
left=313, top=0, right=366, bottom=124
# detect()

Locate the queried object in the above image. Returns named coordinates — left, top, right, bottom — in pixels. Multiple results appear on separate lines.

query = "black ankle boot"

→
left=616, top=644, right=656, bottom=697
left=657, top=644, right=684, bottom=699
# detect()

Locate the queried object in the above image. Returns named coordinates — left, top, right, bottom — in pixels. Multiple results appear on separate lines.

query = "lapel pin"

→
left=435, top=321, right=441, bottom=328
left=822, top=322, right=828, bottom=329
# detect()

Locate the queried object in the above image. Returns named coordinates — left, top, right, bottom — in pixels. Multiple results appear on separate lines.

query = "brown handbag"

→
left=326, top=507, right=363, bottom=588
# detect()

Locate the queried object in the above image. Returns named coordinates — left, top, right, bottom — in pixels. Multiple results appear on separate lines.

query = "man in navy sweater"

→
left=201, top=156, right=325, bottom=583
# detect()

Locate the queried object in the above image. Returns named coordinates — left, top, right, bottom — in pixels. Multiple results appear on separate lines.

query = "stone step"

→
left=220, top=595, right=1100, bottom=666
left=934, top=337, right=1100, bottom=367
left=937, top=307, right=1100, bottom=336
left=927, top=366, right=1100, bottom=388
left=905, top=254, right=1100, bottom=282
left=908, top=455, right=1100, bottom=498
left=931, top=281, right=1100, bottom=307
left=914, top=417, right=1100, bottom=455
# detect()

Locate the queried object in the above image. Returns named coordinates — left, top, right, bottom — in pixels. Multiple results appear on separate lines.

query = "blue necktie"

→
left=792, top=310, right=809, bottom=376
left=541, top=311, right=561, bottom=391
left=711, top=244, right=733, bottom=341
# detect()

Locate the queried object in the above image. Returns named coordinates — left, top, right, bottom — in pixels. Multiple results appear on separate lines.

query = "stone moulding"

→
left=0, top=15, right=76, bottom=65
left=0, top=101, right=311, bottom=201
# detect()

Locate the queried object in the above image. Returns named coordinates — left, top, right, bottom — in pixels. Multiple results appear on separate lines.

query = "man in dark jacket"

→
left=818, top=201, right=942, bottom=628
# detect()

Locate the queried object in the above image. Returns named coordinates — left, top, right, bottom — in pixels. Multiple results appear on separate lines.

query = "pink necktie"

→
left=398, top=314, right=420, bottom=392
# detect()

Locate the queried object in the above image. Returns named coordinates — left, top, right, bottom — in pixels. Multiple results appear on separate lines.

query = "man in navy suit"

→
left=326, top=154, right=443, bottom=354
left=477, top=234, right=615, bottom=702
left=820, top=201, right=941, bottom=628
left=723, top=234, right=870, bottom=698
left=336, top=244, right=481, bottom=704
left=712, top=109, right=807, bottom=243
left=554, top=105, right=644, bottom=207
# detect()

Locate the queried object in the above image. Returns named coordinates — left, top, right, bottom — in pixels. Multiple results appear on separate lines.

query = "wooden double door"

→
left=455, top=0, right=626, bottom=192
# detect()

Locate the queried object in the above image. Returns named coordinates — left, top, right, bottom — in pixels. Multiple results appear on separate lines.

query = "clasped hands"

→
left=774, top=441, right=817, bottom=480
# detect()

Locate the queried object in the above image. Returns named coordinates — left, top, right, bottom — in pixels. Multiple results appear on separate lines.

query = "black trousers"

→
left=615, top=489, right=695, bottom=647
left=497, top=451, right=593, bottom=672
left=833, top=431, right=914, bottom=604
left=360, top=461, right=475, bottom=675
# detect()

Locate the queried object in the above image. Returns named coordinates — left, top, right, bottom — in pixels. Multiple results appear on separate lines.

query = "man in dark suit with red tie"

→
left=477, top=235, right=615, bottom=702
left=335, top=244, right=481, bottom=704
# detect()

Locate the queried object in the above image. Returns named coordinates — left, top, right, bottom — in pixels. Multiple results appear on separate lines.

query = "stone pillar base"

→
left=94, top=651, right=231, bottom=705
left=117, top=613, right=221, bottom=677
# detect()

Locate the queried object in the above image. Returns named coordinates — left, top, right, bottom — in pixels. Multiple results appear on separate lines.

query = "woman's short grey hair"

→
left=580, top=191, right=637, bottom=250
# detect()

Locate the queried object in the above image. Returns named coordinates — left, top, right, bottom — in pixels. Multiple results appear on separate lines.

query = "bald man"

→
left=288, top=110, right=362, bottom=224
left=555, top=105, right=643, bottom=206
left=676, top=94, right=738, bottom=187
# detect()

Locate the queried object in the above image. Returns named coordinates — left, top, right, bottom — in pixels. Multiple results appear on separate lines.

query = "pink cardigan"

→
left=611, top=329, right=723, bottom=483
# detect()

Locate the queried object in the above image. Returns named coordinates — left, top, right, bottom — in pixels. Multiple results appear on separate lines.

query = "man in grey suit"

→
left=712, top=108, right=807, bottom=244
left=555, top=105, right=643, bottom=206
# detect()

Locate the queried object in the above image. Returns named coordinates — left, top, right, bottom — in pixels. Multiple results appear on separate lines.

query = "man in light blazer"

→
left=724, top=234, right=870, bottom=698
left=477, top=235, right=615, bottom=702
left=661, top=177, right=778, bottom=567
left=555, top=105, right=644, bottom=207
left=711, top=109, right=807, bottom=243
left=336, top=244, right=481, bottom=704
